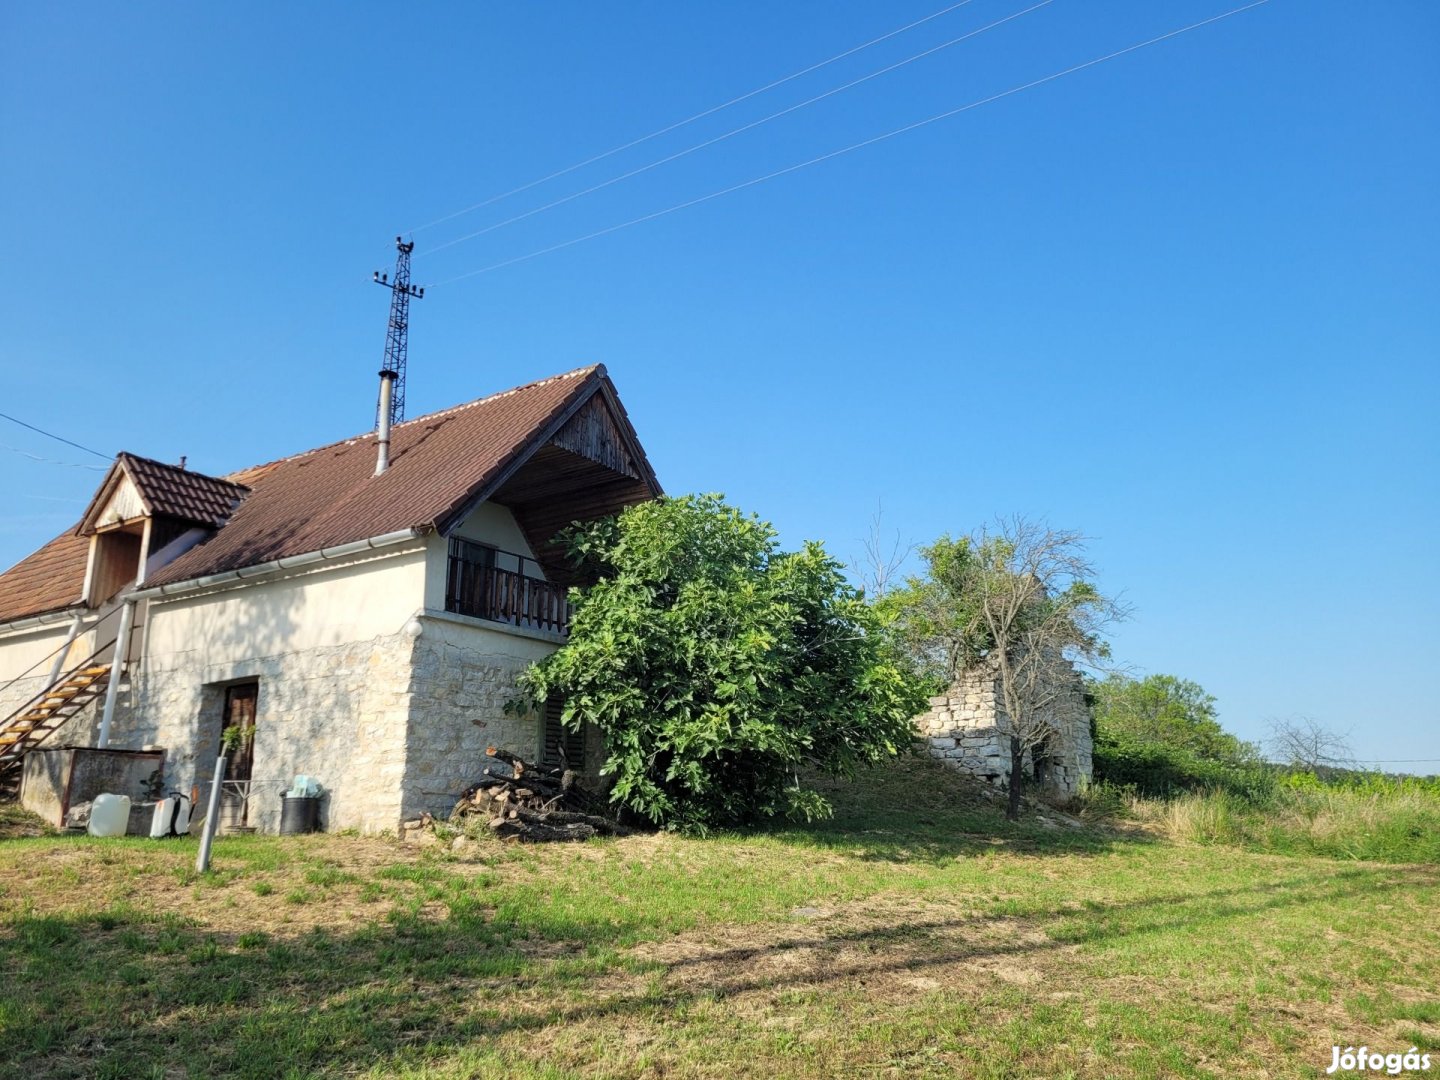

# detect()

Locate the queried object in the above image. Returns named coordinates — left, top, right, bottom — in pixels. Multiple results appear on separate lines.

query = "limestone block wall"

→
left=916, top=658, right=1093, bottom=798
left=400, top=615, right=562, bottom=822
left=0, top=673, right=55, bottom=730
left=104, top=632, right=416, bottom=833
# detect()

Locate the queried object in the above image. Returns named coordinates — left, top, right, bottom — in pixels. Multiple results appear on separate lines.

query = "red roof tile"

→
left=117, top=453, right=250, bottom=529
left=145, top=365, right=630, bottom=586
left=0, top=364, right=656, bottom=622
left=0, top=528, right=89, bottom=625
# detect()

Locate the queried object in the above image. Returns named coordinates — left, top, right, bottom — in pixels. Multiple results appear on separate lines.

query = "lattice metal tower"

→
left=373, top=236, right=424, bottom=426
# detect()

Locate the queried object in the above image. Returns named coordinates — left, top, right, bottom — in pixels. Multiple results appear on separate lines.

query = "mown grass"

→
left=0, top=756, right=1436, bottom=1079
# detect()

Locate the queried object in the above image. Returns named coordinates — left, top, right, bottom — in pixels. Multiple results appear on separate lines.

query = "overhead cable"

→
left=427, top=0, right=1272, bottom=288
left=422, top=0, right=1054, bottom=259
left=0, top=411, right=112, bottom=461
left=3, top=443, right=108, bottom=471
left=405, top=0, right=979, bottom=235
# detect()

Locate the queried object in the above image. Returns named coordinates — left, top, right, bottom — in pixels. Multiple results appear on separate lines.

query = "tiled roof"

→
left=145, top=365, right=610, bottom=586
left=0, top=364, right=637, bottom=622
left=0, top=528, right=89, bottom=625
left=119, top=453, right=250, bottom=529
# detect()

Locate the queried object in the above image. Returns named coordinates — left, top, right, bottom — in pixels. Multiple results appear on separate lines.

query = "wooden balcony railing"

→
left=445, top=552, right=571, bottom=635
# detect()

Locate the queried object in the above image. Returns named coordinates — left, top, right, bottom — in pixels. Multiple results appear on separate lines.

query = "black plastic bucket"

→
left=279, top=795, right=320, bottom=835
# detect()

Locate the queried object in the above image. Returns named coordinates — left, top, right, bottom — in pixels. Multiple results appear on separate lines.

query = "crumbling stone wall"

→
left=916, top=658, right=1093, bottom=798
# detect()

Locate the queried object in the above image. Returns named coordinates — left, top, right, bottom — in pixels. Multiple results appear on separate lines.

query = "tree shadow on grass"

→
left=1, top=858, right=1431, bottom=1079
left=760, top=755, right=1156, bottom=864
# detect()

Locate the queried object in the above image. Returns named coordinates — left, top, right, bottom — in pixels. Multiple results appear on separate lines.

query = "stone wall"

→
left=916, top=657, right=1093, bottom=798
left=0, top=673, right=56, bottom=732
left=21, top=617, right=581, bottom=834
left=104, top=631, right=416, bottom=833
left=403, top=633, right=542, bottom=821
left=399, top=615, right=587, bottom=823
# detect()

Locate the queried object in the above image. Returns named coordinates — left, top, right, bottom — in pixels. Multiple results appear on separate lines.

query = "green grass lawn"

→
left=0, top=757, right=1435, bottom=1079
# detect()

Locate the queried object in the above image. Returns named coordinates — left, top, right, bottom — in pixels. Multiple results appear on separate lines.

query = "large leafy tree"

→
left=1089, top=673, right=1267, bottom=795
left=881, top=518, right=1122, bottom=818
left=516, top=494, right=927, bottom=831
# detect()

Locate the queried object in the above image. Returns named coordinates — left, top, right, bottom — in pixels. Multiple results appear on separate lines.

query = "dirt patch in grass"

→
left=0, top=833, right=444, bottom=935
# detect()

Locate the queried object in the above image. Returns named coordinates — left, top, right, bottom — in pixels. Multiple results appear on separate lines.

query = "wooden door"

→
left=222, top=683, right=258, bottom=785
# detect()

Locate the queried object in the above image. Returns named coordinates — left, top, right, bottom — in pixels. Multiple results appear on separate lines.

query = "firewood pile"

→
left=448, top=746, right=632, bottom=842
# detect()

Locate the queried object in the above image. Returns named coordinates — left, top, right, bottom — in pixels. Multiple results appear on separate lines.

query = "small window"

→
left=541, top=695, right=585, bottom=769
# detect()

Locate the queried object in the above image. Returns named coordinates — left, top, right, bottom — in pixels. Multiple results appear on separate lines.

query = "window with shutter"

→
left=541, top=695, right=586, bottom=768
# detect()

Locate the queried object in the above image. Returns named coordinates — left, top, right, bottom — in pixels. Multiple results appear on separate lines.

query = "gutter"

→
left=0, top=604, right=89, bottom=638
left=129, top=527, right=426, bottom=603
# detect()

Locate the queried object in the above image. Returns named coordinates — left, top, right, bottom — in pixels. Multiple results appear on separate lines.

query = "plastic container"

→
left=88, top=793, right=131, bottom=837
left=287, top=775, right=320, bottom=798
left=149, top=794, right=193, bottom=838
left=279, top=795, right=320, bottom=835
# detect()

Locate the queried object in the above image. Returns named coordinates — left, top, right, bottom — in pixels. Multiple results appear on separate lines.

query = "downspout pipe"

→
left=375, top=369, right=397, bottom=476
left=45, top=611, right=85, bottom=691
left=96, top=598, right=135, bottom=749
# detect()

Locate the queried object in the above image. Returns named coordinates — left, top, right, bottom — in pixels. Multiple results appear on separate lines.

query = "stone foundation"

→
left=916, top=659, right=1093, bottom=798
left=105, top=632, right=415, bottom=833
left=83, top=615, right=580, bottom=833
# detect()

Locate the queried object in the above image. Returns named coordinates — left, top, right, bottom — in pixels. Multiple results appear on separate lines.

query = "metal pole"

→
left=45, top=612, right=84, bottom=691
left=195, top=754, right=227, bottom=874
left=96, top=599, right=135, bottom=748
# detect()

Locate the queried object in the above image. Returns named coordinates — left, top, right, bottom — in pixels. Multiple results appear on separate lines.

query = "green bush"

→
left=516, top=495, right=928, bottom=831
left=1089, top=674, right=1269, bottom=799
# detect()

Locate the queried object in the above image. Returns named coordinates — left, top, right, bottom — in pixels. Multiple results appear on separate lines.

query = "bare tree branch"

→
left=1266, top=716, right=1356, bottom=772
left=851, top=501, right=913, bottom=602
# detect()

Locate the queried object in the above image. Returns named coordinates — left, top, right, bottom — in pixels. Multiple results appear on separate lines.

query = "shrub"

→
left=515, top=495, right=928, bottom=831
left=1089, top=674, right=1269, bottom=798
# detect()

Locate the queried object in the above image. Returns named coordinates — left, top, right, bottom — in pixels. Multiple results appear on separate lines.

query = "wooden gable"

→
left=547, top=393, right=640, bottom=480
left=81, top=471, right=146, bottom=534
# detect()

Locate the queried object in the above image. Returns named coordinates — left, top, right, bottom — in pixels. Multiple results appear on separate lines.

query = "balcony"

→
left=444, top=540, right=571, bottom=636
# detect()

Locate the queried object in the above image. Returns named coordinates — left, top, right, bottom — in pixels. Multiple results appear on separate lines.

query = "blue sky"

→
left=2, top=1, right=1436, bottom=766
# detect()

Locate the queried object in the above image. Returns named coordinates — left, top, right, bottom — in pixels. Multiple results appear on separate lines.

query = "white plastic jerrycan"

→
left=88, top=793, right=131, bottom=837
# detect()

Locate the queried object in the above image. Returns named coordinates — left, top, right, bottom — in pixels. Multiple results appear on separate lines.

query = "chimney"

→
left=375, top=369, right=398, bottom=476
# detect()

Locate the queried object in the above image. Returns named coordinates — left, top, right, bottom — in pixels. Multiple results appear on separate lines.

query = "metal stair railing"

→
left=0, top=635, right=121, bottom=771
left=0, top=603, right=124, bottom=703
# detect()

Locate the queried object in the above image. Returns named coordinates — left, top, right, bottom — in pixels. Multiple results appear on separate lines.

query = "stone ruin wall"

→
left=916, top=658, right=1093, bottom=799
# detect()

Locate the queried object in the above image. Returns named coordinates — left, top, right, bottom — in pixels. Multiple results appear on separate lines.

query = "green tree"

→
left=516, top=494, right=928, bottom=831
left=881, top=518, right=1122, bottom=818
left=1090, top=673, right=1267, bottom=796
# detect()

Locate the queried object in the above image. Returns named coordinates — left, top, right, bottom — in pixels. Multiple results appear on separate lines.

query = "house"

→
left=0, top=365, right=661, bottom=832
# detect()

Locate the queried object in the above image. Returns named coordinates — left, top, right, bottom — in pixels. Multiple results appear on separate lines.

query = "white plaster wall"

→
left=0, top=620, right=79, bottom=682
left=143, top=545, right=427, bottom=664
left=422, top=501, right=543, bottom=611
left=0, top=618, right=97, bottom=722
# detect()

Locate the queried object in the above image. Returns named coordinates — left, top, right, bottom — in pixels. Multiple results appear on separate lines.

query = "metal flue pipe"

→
left=375, top=368, right=398, bottom=476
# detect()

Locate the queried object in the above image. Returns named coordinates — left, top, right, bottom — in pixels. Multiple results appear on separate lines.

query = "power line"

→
left=405, top=0, right=979, bottom=235
left=1353, top=759, right=1440, bottom=765
left=422, top=0, right=1054, bottom=259
left=427, top=0, right=1272, bottom=289
left=0, top=411, right=112, bottom=462
left=2, top=443, right=108, bottom=471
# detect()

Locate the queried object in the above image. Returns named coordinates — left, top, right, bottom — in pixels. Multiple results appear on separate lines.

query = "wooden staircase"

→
left=0, top=658, right=114, bottom=798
